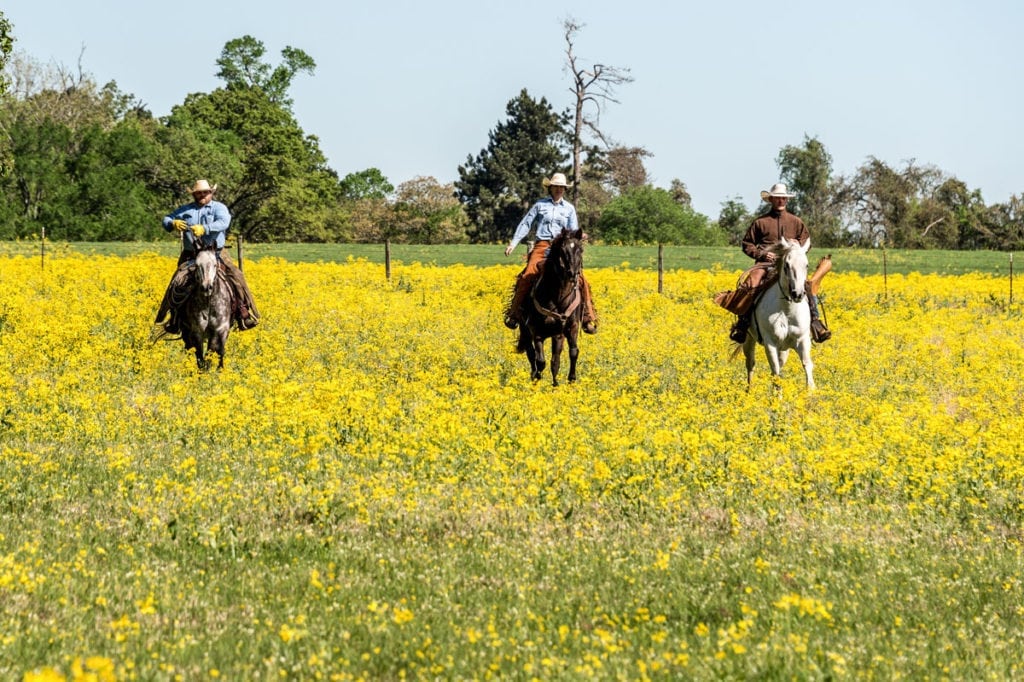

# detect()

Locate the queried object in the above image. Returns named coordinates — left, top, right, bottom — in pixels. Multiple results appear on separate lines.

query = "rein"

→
left=531, top=272, right=581, bottom=324
left=775, top=258, right=805, bottom=303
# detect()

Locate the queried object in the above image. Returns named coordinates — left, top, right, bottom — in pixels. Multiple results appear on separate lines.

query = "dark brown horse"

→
left=516, top=229, right=584, bottom=386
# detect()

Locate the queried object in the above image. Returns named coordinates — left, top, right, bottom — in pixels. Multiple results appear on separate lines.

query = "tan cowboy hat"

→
left=542, top=172, right=573, bottom=189
left=760, top=182, right=796, bottom=201
left=188, top=179, right=217, bottom=195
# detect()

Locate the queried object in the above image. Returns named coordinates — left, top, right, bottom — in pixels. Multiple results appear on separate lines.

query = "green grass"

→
left=2, top=239, right=1018, bottom=275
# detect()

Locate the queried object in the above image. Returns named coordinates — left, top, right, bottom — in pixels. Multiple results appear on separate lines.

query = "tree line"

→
left=0, top=13, right=1021, bottom=250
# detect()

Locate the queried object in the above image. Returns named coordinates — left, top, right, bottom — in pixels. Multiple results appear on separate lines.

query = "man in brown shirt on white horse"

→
left=728, top=183, right=832, bottom=344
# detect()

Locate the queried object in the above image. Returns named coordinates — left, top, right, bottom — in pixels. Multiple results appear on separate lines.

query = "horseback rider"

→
left=503, top=173, right=598, bottom=334
left=727, top=182, right=831, bottom=343
left=154, top=179, right=260, bottom=336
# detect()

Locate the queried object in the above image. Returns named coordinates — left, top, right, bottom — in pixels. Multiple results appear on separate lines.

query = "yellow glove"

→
left=171, top=219, right=188, bottom=232
left=189, top=224, right=206, bottom=238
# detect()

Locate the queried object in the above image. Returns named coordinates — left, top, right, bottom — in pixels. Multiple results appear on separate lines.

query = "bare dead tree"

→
left=563, top=17, right=633, bottom=204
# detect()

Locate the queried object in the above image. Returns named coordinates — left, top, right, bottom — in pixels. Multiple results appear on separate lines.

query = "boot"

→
left=236, top=302, right=259, bottom=330
left=729, top=315, right=750, bottom=343
left=504, top=277, right=530, bottom=329
left=811, top=319, right=831, bottom=343
left=582, top=319, right=597, bottom=335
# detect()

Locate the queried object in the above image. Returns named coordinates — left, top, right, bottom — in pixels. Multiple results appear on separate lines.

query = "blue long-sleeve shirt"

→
left=508, top=197, right=578, bottom=249
left=163, top=200, right=231, bottom=252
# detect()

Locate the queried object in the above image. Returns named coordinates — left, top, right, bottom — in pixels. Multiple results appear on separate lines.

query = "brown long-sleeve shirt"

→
left=741, top=209, right=810, bottom=263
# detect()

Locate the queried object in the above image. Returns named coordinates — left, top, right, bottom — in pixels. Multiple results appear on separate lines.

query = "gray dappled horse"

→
left=741, top=238, right=815, bottom=390
left=181, top=247, right=232, bottom=371
left=516, top=229, right=584, bottom=386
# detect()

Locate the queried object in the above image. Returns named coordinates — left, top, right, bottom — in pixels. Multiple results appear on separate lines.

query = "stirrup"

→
left=729, top=321, right=749, bottom=343
left=811, top=320, right=831, bottom=343
left=503, top=313, right=519, bottom=330
left=583, top=321, right=597, bottom=335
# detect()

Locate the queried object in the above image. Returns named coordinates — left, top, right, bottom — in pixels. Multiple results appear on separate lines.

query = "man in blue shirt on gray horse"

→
left=154, top=179, right=260, bottom=337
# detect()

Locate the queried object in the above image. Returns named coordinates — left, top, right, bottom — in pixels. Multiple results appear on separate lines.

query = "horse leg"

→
left=566, top=327, right=580, bottom=383
left=763, top=344, right=784, bottom=381
left=211, top=331, right=227, bottom=370
left=532, top=336, right=546, bottom=382
left=195, top=343, right=208, bottom=371
left=550, top=334, right=564, bottom=386
left=743, top=336, right=757, bottom=390
left=796, top=338, right=815, bottom=390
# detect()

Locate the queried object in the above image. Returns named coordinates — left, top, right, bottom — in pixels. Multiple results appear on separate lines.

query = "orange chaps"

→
left=507, top=241, right=597, bottom=324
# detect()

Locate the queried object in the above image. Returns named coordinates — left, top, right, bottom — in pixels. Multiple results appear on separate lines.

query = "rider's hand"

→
left=171, top=219, right=188, bottom=232
left=762, top=251, right=777, bottom=263
left=504, top=245, right=514, bottom=257
left=189, top=224, right=206, bottom=238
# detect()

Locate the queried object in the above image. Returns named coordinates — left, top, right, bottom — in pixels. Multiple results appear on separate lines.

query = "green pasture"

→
left=1, top=239, right=1018, bottom=276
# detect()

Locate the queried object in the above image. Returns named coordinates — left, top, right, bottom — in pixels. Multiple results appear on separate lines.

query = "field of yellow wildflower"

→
left=2, top=252, right=1024, bottom=680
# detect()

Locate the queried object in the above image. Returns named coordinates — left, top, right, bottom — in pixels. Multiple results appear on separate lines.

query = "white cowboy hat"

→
left=188, top=179, right=217, bottom=195
left=542, top=172, right=573, bottom=189
left=760, top=183, right=795, bottom=201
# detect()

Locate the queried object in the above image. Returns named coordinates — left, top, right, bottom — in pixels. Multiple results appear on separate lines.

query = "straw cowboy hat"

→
left=542, top=172, right=573, bottom=189
left=760, top=182, right=796, bottom=201
left=188, top=179, right=217, bottom=195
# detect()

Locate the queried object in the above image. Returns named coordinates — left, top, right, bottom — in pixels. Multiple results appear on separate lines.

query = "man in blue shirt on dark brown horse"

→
left=503, top=173, right=598, bottom=334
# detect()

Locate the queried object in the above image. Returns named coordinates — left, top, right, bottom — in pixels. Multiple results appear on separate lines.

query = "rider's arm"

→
left=508, top=202, right=539, bottom=250
left=741, top=222, right=763, bottom=260
left=203, top=202, right=231, bottom=237
left=566, top=204, right=579, bottom=233
left=163, top=205, right=193, bottom=232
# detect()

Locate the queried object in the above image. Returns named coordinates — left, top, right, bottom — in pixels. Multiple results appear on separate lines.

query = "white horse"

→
left=741, top=238, right=815, bottom=390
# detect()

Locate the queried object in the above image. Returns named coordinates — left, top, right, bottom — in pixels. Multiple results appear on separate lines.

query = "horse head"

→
left=548, top=229, right=584, bottom=282
left=193, top=247, right=220, bottom=296
left=772, top=238, right=808, bottom=303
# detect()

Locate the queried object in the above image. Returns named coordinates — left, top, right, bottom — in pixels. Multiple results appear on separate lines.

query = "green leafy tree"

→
left=776, top=135, right=844, bottom=246
left=841, top=157, right=945, bottom=248
left=165, top=84, right=336, bottom=242
left=983, top=195, right=1024, bottom=250
left=600, top=185, right=718, bottom=246
left=215, top=35, right=315, bottom=110
left=0, top=56, right=163, bottom=239
left=0, top=11, right=12, bottom=97
left=456, top=89, right=568, bottom=243
left=717, top=196, right=752, bottom=246
left=340, top=168, right=393, bottom=200
left=599, top=185, right=720, bottom=292
left=392, top=176, right=469, bottom=244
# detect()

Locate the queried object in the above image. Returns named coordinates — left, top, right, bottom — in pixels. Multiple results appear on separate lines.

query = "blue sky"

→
left=5, top=0, right=1022, bottom=218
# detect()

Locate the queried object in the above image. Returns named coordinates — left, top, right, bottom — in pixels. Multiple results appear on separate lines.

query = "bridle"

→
left=775, top=248, right=806, bottom=303
left=531, top=236, right=583, bottom=323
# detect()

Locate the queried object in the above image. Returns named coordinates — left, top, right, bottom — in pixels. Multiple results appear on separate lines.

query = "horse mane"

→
left=768, top=239, right=803, bottom=274
left=549, top=228, right=582, bottom=251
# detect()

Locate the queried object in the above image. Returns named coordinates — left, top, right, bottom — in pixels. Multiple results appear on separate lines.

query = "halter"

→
left=532, top=275, right=581, bottom=323
left=775, top=250, right=806, bottom=303
left=531, top=237, right=583, bottom=324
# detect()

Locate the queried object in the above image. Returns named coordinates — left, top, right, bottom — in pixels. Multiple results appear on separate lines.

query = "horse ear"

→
left=801, top=238, right=811, bottom=254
